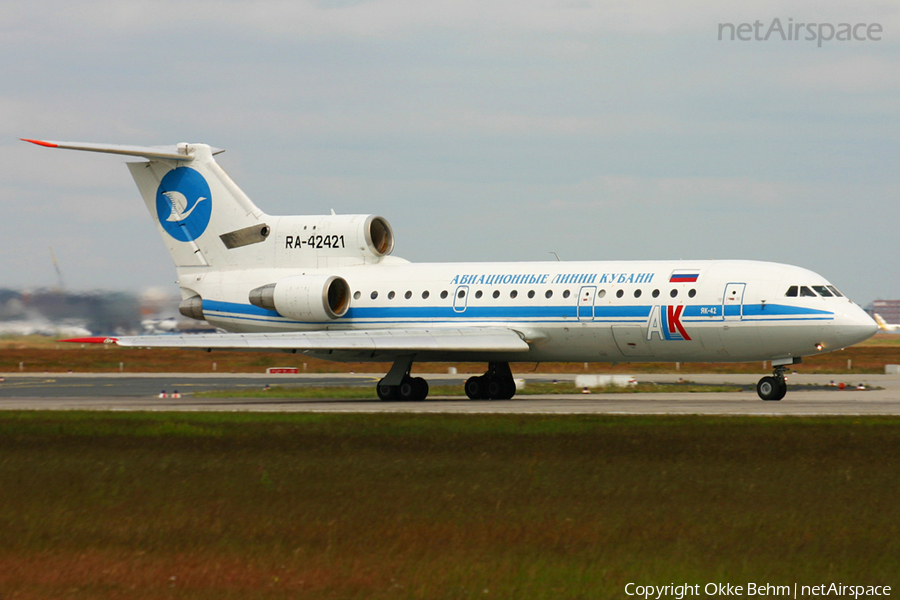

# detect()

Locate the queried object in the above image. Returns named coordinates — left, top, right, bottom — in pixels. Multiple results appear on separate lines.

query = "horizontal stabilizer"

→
left=21, top=139, right=224, bottom=161
left=62, top=328, right=531, bottom=353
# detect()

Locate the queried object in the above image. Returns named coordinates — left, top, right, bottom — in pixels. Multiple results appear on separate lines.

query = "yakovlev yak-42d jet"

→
left=23, top=139, right=878, bottom=401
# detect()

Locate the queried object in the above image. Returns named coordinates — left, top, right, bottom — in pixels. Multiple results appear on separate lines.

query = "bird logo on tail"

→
left=155, top=167, right=213, bottom=242
left=162, top=191, right=207, bottom=222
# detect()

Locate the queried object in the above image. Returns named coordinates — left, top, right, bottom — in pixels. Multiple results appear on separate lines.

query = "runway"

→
left=1, top=372, right=898, bottom=415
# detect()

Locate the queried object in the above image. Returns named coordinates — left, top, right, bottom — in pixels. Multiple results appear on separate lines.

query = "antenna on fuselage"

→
left=549, top=252, right=561, bottom=262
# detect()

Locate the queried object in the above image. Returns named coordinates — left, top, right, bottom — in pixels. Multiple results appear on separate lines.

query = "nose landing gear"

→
left=757, top=366, right=788, bottom=401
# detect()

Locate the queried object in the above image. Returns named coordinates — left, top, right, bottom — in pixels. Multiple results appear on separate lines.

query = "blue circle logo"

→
left=155, top=167, right=212, bottom=242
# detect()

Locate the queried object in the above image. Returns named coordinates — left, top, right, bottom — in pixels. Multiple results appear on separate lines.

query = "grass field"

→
left=0, top=412, right=897, bottom=599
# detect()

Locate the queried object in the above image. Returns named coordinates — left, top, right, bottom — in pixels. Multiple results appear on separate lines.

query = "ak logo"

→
left=155, top=167, right=212, bottom=242
left=646, top=305, right=692, bottom=341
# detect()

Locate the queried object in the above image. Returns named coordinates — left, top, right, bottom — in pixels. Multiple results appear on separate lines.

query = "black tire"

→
left=376, top=380, right=398, bottom=401
left=774, top=378, right=788, bottom=400
left=498, top=378, right=516, bottom=400
left=411, top=377, right=429, bottom=401
left=487, top=378, right=504, bottom=399
left=465, top=376, right=487, bottom=400
left=399, top=377, right=416, bottom=401
left=757, top=376, right=782, bottom=401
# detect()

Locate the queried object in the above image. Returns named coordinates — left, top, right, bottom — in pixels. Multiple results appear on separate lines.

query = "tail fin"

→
left=22, top=139, right=269, bottom=269
left=874, top=313, right=889, bottom=330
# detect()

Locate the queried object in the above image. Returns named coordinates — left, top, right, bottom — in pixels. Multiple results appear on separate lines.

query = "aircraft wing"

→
left=64, top=327, right=531, bottom=353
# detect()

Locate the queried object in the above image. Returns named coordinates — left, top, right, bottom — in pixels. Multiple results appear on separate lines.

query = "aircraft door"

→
left=453, top=285, right=469, bottom=313
left=723, top=283, right=746, bottom=321
left=577, top=286, right=596, bottom=321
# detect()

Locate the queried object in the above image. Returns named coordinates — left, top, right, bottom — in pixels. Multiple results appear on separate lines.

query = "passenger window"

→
left=440, top=290, right=448, bottom=299
left=371, top=291, right=378, bottom=300
left=354, top=291, right=361, bottom=300
left=688, top=289, right=696, bottom=298
left=528, top=290, right=535, bottom=299
left=827, top=285, right=844, bottom=297
left=598, top=290, right=606, bottom=298
left=785, top=286, right=798, bottom=297
left=422, top=291, right=430, bottom=299
left=493, top=290, right=500, bottom=299
left=562, top=290, right=570, bottom=298
left=404, top=291, right=412, bottom=299
left=670, top=289, right=678, bottom=298
left=545, top=290, right=553, bottom=299
left=388, top=291, right=396, bottom=300
left=510, top=290, right=518, bottom=299
left=474, top=290, right=483, bottom=299
left=812, top=285, right=833, bottom=297
left=457, top=290, right=465, bottom=299
left=616, top=290, right=624, bottom=298
left=652, top=289, right=659, bottom=298
left=800, top=286, right=817, bottom=297
left=634, top=289, right=642, bottom=298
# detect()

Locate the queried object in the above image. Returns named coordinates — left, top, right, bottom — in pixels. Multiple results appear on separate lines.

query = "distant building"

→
left=867, top=299, right=900, bottom=325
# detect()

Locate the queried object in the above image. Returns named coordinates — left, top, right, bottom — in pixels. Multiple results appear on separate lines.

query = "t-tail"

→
left=21, top=139, right=397, bottom=314
left=22, top=139, right=270, bottom=269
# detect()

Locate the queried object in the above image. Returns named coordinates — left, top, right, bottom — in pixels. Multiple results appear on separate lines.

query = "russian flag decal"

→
left=669, top=270, right=699, bottom=283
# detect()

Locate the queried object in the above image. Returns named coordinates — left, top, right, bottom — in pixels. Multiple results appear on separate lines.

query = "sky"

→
left=1, top=0, right=898, bottom=306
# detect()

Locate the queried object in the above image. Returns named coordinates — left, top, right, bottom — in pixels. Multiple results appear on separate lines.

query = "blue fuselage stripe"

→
left=201, top=300, right=834, bottom=325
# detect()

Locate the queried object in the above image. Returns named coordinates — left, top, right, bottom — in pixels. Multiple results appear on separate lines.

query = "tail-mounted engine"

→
left=249, top=275, right=351, bottom=321
left=273, top=214, right=394, bottom=267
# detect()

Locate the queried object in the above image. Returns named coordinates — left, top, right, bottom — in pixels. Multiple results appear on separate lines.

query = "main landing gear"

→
left=464, top=362, right=516, bottom=400
left=757, top=366, right=788, bottom=401
left=374, top=358, right=517, bottom=402
left=376, top=355, right=429, bottom=401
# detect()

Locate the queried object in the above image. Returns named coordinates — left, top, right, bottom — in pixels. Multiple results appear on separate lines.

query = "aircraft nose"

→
left=833, top=304, right=879, bottom=347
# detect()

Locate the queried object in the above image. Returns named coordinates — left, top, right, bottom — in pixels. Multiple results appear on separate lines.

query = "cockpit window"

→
left=785, top=286, right=798, bottom=297
left=799, top=286, right=817, bottom=297
left=827, top=285, right=844, bottom=297
left=812, top=285, right=833, bottom=297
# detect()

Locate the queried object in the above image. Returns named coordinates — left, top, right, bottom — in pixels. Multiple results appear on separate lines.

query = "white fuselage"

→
left=22, top=138, right=877, bottom=375
left=185, top=258, right=876, bottom=364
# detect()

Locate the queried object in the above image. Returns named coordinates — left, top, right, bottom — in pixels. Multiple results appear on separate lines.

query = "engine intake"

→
left=249, top=275, right=350, bottom=321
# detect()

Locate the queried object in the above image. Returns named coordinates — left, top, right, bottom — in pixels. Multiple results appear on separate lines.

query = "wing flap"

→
left=107, top=327, right=530, bottom=353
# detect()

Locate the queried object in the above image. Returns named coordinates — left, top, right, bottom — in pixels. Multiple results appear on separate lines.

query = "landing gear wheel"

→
left=757, top=375, right=787, bottom=401
left=757, top=377, right=779, bottom=401
left=377, top=379, right=399, bottom=401
left=773, top=377, right=787, bottom=401
left=486, top=377, right=515, bottom=400
left=757, top=364, right=789, bottom=401
left=399, top=376, right=429, bottom=401
left=465, top=376, right=489, bottom=400
left=498, top=379, right=516, bottom=400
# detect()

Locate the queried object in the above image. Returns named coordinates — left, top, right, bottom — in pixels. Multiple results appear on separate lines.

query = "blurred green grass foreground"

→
left=0, top=412, right=897, bottom=599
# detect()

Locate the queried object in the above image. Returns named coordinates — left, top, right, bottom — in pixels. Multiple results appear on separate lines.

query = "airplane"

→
left=22, top=138, right=878, bottom=401
left=873, top=314, right=900, bottom=333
